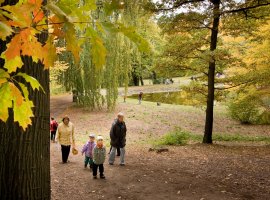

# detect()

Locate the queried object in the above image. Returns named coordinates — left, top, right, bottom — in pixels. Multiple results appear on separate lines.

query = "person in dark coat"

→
left=108, top=112, right=127, bottom=166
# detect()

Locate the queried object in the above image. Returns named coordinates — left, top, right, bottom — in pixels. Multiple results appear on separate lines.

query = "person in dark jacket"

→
left=108, top=112, right=127, bottom=166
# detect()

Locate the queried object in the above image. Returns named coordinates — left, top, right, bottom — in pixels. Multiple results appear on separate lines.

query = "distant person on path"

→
left=55, top=115, right=76, bottom=164
left=109, top=112, right=127, bottom=166
left=50, top=117, right=58, bottom=143
left=138, top=92, right=143, bottom=104
left=93, top=136, right=106, bottom=179
left=82, top=134, right=96, bottom=170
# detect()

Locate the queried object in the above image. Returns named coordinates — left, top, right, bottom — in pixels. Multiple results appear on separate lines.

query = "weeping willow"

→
left=53, top=0, right=152, bottom=111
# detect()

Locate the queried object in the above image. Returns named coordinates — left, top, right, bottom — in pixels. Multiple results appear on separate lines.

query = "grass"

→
left=155, top=129, right=270, bottom=146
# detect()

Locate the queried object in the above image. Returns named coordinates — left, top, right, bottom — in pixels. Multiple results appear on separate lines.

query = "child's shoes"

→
left=100, top=174, right=106, bottom=179
left=93, top=176, right=97, bottom=179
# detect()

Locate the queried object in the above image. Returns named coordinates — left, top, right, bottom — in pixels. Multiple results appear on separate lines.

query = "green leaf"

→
left=0, top=81, right=34, bottom=130
left=102, top=22, right=151, bottom=53
left=86, top=27, right=107, bottom=68
left=0, top=82, right=12, bottom=122
left=13, top=99, right=34, bottom=131
left=64, top=22, right=81, bottom=62
left=16, top=72, right=44, bottom=92
left=0, top=22, right=13, bottom=40
left=0, top=68, right=10, bottom=79
left=2, top=55, right=24, bottom=73
left=18, top=83, right=30, bottom=101
left=103, top=0, right=125, bottom=16
left=46, top=2, right=69, bottom=22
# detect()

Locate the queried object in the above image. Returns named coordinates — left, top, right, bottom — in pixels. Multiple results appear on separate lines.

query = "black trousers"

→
left=51, top=131, right=56, bottom=141
left=109, top=146, right=120, bottom=156
left=61, top=145, right=70, bottom=163
left=92, top=163, right=104, bottom=176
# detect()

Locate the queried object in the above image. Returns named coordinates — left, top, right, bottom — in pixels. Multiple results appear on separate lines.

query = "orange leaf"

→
left=42, top=36, right=57, bottom=69
left=9, top=82, right=23, bottom=106
left=33, top=10, right=44, bottom=23
left=4, top=28, right=45, bottom=63
left=49, top=15, right=64, bottom=37
left=5, top=34, right=21, bottom=60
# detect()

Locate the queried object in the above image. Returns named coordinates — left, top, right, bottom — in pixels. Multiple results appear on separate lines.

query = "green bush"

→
left=155, top=130, right=270, bottom=146
left=157, top=130, right=192, bottom=146
left=229, top=95, right=260, bottom=124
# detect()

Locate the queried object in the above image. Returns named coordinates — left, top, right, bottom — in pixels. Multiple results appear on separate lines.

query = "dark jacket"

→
left=110, top=119, right=127, bottom=148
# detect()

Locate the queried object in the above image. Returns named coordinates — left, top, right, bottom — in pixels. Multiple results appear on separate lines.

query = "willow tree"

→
left=150, top=0, right=270, bottom=143
left=54, top=0, right=151, bottom=110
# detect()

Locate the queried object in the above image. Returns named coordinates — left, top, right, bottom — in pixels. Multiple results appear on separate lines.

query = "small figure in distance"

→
left=138, top=92, right=143, bottom=104
left=50, top=117, right=58, bottom=143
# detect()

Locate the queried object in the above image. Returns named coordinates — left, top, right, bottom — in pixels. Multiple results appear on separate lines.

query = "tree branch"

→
left=154, top=0, right=205, bottom=12
left=221, top=2, right=270, bottom=15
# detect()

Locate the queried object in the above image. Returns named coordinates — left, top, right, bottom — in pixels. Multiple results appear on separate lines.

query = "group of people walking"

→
left=51, top=112, right=127, bottom=179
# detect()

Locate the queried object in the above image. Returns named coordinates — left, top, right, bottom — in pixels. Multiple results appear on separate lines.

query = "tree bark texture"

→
left=0, top=0, right=50, bottom=199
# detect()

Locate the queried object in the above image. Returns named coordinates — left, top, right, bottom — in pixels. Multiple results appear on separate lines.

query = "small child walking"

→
left=93, top=136, right=106, bottom=179
left=81, top=134, right=96, bottom=169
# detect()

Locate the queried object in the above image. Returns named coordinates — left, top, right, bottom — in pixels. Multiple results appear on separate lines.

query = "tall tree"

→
left=149, top=0, right=270, bottom=143
left=0, top=0, right=50, bottom=199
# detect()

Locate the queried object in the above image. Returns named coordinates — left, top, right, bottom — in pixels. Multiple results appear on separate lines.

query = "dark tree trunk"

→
left=131, top=71, right=140, bottom=86
left=203, top=0, right=221, bottom=144
left=140, top=76, right=144, bottom=86
left=0, top=0, right=50, bottom=199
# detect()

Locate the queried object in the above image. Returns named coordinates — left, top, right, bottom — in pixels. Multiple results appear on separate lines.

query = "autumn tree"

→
left=1, top=0, right=141, bottom=198
left=149, top=0, right=270, bottom=143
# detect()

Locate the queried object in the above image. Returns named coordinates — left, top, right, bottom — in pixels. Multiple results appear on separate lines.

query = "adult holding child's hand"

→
left=109, top=112, right=127, bottom=166
left=55, top=115, right=76, bottom=164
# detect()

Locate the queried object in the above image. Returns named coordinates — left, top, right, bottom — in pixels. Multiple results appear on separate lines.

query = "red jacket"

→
left=50, top=120, right=58, bottom=131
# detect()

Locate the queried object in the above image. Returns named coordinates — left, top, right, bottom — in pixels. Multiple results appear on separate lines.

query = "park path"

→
left=50, top=94, right=73, bottom=118
left=50, top=94, right=270, bottom=200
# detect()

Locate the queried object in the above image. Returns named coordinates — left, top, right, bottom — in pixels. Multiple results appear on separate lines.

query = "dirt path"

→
left=50, top=95, right=270, bottom=200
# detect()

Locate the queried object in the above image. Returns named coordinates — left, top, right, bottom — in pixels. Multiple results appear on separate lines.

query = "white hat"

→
left=117, top=112, right=124, bottom=117
left=89, top=133, right=95, bottom=138
left=97, top=135, right=103, bottom=141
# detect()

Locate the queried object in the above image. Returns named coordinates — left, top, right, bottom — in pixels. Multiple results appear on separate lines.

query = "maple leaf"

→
left=33, top=10, right=44, bottom=24
left=13, top=98, right=34, bottom=131
left=0, top=21, right=13, bottom=40
left=0, top=78, right=7, bottom=87
left=9, top=82, right=23, bottom=106
left=42, top=35, right=57, bottom=69
left=0, top=68, right=10, bottom=79
left=0, top=79, right=35, bottom=130
left=2, top=3, right=36, bottom=27
left=4, top=33, right=22, bottom=60
left=2, top=55, right=24, bottom=73
left=49, top=15, right=64, bottom=37
left=16, top=72, right=44, bottom=92
left=0, top=82, right=12, bottom=122
left=64, top=22, right=80, bottom=62
left=4, top=28, right=44, bottom=62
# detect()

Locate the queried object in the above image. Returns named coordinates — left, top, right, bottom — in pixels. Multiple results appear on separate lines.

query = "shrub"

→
left=157, top=130, right=192, bottom=146
left=228, top=95, right=260, bottom=124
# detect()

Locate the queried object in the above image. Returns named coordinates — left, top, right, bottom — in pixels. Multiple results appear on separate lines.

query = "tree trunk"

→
left=131, top=70, right=140, bottom=86
left=203, top=0, right=221, bottom=144
left=140, top=76, right=144, bottom=86
left=0, top=1, right=50, bottom=199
